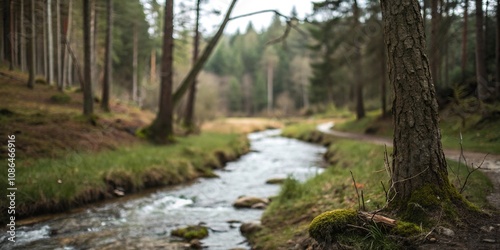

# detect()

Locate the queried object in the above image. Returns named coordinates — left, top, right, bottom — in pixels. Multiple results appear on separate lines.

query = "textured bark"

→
left=149, top=0, right=174, bottom=144
left=83, top=0, right=94, bottom=115
left=462, top=0, right=468, bottom=81
left=475, top=0, right=488, bottom=101
left=354, top=0, right=365, bottom=120
left=101, top=0, right=112, bottom=112
left=183, top=0, right=201, bottom=130
left=381, top=0, right=452, bottom=205
left=27, top=0, right=35, bottom=89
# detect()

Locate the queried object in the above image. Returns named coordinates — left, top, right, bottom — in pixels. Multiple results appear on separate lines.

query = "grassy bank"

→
left=248, top=123, right=493, bottom=249
left=335, top=111, right=500, bottom=155
left=0, top=132, right=249, bottom=222
left=0, top=70, right=258, bottom=222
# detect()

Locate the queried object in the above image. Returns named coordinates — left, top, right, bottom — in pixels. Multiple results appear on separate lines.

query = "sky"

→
left=197, top=0, right=316, bottom=34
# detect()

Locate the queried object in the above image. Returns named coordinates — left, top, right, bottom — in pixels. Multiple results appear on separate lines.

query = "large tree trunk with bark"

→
left=183, top=0, right=201, bottom=131
left=380, top=0, right=466, bottom=220
left=102, top=0, right=112, bottom=112
left=149, top=0, right=174, bottom=144
left=83, top=0, right=94, bottom=115
left=475, top=0, right=488, bottom=101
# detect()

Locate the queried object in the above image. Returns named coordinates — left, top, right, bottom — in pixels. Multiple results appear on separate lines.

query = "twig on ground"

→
left=350, top=170, right=362, bottom=211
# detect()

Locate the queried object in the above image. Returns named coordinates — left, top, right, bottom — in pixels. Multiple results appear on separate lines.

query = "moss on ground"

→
left=171, top=225, right=209, bottom=240
left=308, top=209, right=358, bottom=243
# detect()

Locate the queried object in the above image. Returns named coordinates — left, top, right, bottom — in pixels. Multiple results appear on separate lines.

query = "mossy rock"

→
left=308, top=209, right=358, bottom=244
left=391, top=221, right=422, bottom=237
left=50, top=93, right=71, bottom=104
left=171, top=225, right=208, bottom=241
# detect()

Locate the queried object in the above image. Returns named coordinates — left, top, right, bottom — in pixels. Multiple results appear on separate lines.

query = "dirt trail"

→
left=317, top=122, right=500, bottom=210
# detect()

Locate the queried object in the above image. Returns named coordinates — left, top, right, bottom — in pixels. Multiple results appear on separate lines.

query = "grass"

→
left=334, top=111, right=500, bottom=155
left=0, top=132, right=249, bottom=222
left=248, top=123, right=494, bottom=249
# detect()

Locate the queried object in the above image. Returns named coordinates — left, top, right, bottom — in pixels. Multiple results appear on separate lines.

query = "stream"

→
left=1, top=129, right=326, bottom=249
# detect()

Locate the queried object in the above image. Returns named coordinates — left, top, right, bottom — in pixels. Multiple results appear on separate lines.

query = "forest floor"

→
left=318, top=122, right=500, bottom=250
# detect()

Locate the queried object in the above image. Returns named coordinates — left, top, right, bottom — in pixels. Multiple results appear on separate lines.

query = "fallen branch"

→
left=358, top=211, right=396, bottom=227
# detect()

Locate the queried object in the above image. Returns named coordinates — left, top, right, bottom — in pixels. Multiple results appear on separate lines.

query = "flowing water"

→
left=1, top=130, right=326, bottom=250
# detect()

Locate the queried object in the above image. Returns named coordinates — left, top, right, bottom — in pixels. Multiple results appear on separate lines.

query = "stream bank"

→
left=1, top=129, right=326, bottom=249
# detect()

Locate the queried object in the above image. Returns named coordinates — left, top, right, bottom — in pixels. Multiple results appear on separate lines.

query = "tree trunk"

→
left=3, top=0, right=11, bottom=68
left=431, top=0, right=439, bottom=86
left=62, top=0, right=73, bottom=89
left=475, top=0, right=489, bottom=101
left=150, top=49, right=156, bottom=83
left=43, top=1, right=47, bottom=77
left=12, top=0, right=17, bottom=69
left=20, top=0, right=26, bottom=72
left=496, top=0, right=500, bottom=99
left=27, top=0, right=35, bottom=89
left=354, top=0, right=365, bottom=120
left=132, top=23, right=138, bottom=104
left=149, top=0, right=174, bottom=144
left=183, top=0, right=201, bottom=130
left=102, top=0, right=112, bottom=112
left=83, top=0, right=94, bottom=115
left=267, top=64, right=274, bottom=114
left=380, top=0, right=463, bottom=218
left=381, top=36, right=387, bottom=117
left=56, top=0, right=62, bottom=90
left=47, top=0, right=54, bottom=85
left=172, top=0, right=238, bottom=106
left=462, top=0, right=468, bottom=82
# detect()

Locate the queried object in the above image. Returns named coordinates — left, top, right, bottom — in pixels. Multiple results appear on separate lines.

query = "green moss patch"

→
left=171, top=225, right=209, bottom=240
left=308, top=209, right=358, bottom=244
left=391, top=221, right=422, bottom=237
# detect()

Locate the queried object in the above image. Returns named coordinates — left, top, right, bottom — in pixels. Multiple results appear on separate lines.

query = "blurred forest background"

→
left=1, top=0, right=499, bottom=124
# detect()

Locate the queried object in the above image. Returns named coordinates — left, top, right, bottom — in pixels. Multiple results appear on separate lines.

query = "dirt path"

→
left=317, top=122, right=500, bottom=210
